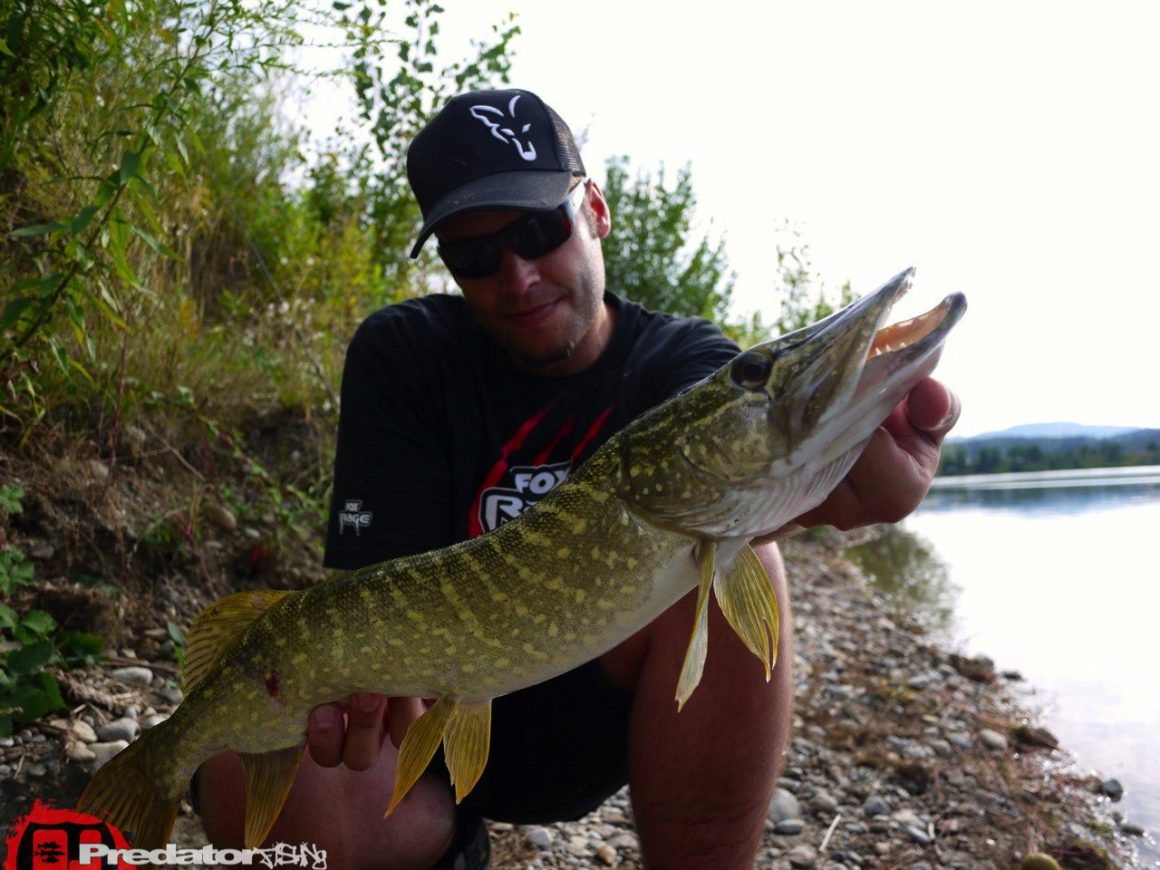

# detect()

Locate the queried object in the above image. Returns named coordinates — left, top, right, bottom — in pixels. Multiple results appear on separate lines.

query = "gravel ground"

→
left=0, top=530, right=1145, bottom=868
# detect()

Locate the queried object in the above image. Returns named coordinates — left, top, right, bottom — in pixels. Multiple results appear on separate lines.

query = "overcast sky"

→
left=299, top=0, right=1160, bottom=437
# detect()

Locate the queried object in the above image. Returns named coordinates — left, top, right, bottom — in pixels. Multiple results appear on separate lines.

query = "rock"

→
left=810, top=791, right=839, bottom=814
left=0, top=736, right=13, bottom=748
left=949, top=653, right=996, bottom=683
left=1098, top=778, right=1123, bottom=801
left=70, top=720, right=98, bottom=743
left=25, top=762, right=48, bottom=777
left=1120, top=821, right=1145, bottom=836
left=524, top=826, right=553, bottom=849
left=595, top=842, right=617, bottom=865
left=862, top=795, right=889, bottom=817
left=91, top=741, right=129, bottom=770
left=609, top=833, right=638, bottom=849
left=774, top=819, right=805, bottom=836
left=905, top=824, right=934, bottom=845
left=785, top=843, right=818, bottom=867
left=1020, top=853, right=1062, bottom=870
left=770, top=788, right=803, bottom=822
left=979, top=728, right=1009, bottom=751
left=202, top=501, right=238, bottom=532
left=97, top=717, right=140, bottom=742
left=156, top=685, right=184, bottom=705
left=566, top=834, right=590, bottom=856
left=109, top=666, right=154, bottom=687
left=66, top=740, right=97, bottom=763
left=141, top=713, right=169, bottom=730
left=1013, top=725, right=1059, bottom=751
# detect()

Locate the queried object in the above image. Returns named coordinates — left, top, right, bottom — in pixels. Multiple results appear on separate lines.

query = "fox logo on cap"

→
left=469, top=94, right=537, bottom=161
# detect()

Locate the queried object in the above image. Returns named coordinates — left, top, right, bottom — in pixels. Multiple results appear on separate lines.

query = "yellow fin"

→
left=386, top=698, right=454, bottom=816
left=675, top=540, right=717, bottom=711
left=183, top=590, right=294, bottom=691
left=240, top=744, right=305, bottom=848
left=713, top=543, right=779, bottom=680
left=75, top=730, right=181, bottom=848
left=443, top=700, right=492, bottom=804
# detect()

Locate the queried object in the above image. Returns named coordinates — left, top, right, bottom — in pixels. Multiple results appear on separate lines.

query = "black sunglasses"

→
left=437, top=181, right=589, bottom=280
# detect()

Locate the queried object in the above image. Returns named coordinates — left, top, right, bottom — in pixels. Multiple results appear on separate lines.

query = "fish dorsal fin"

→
left=240, top=744, right=306, bottom=847
left=713, top=543, right=779, bottom=680
left=675, top=539, right=717, bottom=711
left=385, top=698, right=495, bottom=815
left=183, top=590, right=294, bottom=691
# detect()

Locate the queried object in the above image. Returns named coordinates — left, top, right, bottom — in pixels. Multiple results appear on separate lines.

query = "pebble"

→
left=525, top=827, right=554, bottom=849
left=1120, top=821, right=1145, bottom=836
left=109, top=666, right=154, bottom=687
left=770, top=788, right=803, bottom=822
left=66, top=740, right=97, bottom=762
left=156, top=685, right=184, bottom=705
left=862, top=795, right=889, bottom=817
left=609, top=833, right=637, bottom=849
left=905, top=823, right=934, bottom=845
left=71, top=720, right=98, bottom=743
left=595, top=842, right=617, bottom=865
left=0, top=764, right=11, bottom=777
left=774, top=818, right=805, bottom=835
left=566, top=834, right=589, bottom=856
left=1098, top=778, right=1124, bottom=801
left=979, top=728, right=1009, bottom=751
left=785, top=843, right=817, bottom=867
left=25, top=762, right=47, bottom=777
left=810, top=791, right=839, bottom=814
left=97, top=717, right=141, bottom=743
left=91, top=741, right=129, bottom=770
left=141, top=713, right=170, bottom=730
left=0, top=737, right=13, bottom=748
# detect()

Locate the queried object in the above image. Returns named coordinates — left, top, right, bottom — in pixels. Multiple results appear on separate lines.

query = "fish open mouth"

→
left=867, top=294, right=960, bottom=362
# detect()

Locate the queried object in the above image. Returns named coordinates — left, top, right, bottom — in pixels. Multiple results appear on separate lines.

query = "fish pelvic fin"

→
left=385, top=698, right=494, bottom=816
left=675, top=539, right=717, bottom=711
left=240, top=744, right=306, bottom=848
left=183, top=589, right=295, bottom=691
left=713, top=543, right=779, bottom=680
left=75, top=732, right=180, bottom=849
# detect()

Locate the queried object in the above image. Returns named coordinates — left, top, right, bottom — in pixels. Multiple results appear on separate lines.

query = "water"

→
left=861, top=466, right=1160, bottom=864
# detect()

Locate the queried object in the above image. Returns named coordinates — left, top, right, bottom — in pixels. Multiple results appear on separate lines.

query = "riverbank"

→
left=0, top=445, right=1140, bottom=867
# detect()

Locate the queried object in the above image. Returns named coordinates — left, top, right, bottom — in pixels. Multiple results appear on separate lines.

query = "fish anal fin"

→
left=183, top=590, right=294, bottom=691
left=240, top=744, right=306, bottom=848
left=386, top=698, right=454, bottom=816
left=675, top=540, right=717, bottom=711
left=443, top=700, right=492, bottom=804
left=713, top=543, right=779, bottom=680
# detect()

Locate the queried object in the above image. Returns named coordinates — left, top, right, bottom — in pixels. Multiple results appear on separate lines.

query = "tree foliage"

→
left=600, top=156, right=734, bottom=323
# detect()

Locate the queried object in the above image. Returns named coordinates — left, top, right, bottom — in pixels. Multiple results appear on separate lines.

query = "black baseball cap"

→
left=406, top=89, right=586, bottom=258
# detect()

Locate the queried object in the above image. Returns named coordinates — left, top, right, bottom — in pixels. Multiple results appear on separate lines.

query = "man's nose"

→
left=495, top=247, right=540, bottom=294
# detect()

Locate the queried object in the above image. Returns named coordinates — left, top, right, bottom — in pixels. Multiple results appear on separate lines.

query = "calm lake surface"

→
left=863, top=466, right=1160, bottom=864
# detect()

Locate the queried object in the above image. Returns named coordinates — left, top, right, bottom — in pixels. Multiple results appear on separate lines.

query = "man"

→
left=197, top=89, right=959, bottom=868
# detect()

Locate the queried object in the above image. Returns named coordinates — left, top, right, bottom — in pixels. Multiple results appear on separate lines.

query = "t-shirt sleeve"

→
left=323, top=312, right=456, bottom=570
left=647, top=316, right=741, bottom=406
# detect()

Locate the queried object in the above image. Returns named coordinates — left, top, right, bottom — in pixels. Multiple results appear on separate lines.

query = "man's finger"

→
left=386, top=696, right=426, bottom=749
left=306, top=702, right=345, bottom=767
left=904, top=378, right=960, bottom=442
left=342, top=692, right=387, bottom=770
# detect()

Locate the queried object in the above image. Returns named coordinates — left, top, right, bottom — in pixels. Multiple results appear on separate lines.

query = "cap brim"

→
left=409, top=170, right=575, bottom=258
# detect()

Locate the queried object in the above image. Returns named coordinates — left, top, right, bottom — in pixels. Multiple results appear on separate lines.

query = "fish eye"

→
left=730, top=351, right=773, bottom=391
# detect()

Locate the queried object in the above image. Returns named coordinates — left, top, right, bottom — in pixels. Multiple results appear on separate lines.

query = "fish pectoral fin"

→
left=443, top=700, right=493, bottom=804
left=386, top=698, right=454, bottom=816
left=713, top=543, right=779, bottom=680
left=675, top=539, right=717, bottom=711
left=183, top=590, right=295, bottom=691
left=240, top=744, right=306, bottom=848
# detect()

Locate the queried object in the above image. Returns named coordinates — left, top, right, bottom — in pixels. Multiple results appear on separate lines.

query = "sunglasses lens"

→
left=438, top=207, right=576, bottom=279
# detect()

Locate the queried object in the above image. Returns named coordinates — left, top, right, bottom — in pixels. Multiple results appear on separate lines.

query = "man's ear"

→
left=585, top=180, right=612, bottom=240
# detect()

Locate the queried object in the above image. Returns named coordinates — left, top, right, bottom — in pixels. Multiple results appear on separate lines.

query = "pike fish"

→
left=77, top=268, right=965, bottom=848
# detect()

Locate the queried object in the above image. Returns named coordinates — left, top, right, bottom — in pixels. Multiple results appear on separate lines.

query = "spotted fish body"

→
left=78, top=269, right=965, bottom=848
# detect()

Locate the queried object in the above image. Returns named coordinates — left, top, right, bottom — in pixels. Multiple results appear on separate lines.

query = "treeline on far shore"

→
left=937, top=429, right=1160, bottom=476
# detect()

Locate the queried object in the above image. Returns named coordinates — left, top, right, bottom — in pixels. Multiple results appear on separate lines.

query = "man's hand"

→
left=798, top=377, right=960, bottom=530
left=307, top=694, right=425, bottom=770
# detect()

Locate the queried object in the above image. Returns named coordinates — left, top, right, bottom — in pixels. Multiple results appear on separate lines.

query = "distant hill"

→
left=968, top=422, right=1143, bottom=440
left=939, top=426, right=1160, bottom=476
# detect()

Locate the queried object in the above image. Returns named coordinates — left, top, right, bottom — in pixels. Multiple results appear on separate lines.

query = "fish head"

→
left=619, top=268, right=967, bottom=538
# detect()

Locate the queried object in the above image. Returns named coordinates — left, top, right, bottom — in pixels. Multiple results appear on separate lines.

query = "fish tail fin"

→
left=76, top=734, right=181, bottom=849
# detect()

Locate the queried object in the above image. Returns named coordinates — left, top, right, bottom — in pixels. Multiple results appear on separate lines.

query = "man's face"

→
left=436, top=184, right=614, bottom=376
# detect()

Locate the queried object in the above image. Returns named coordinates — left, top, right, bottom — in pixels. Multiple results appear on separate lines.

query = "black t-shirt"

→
left=323, top=292, right=739, bottom=570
